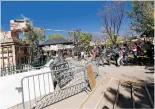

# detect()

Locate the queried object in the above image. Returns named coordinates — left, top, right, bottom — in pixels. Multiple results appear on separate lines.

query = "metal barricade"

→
left=20, top=60, right=98, bottom=109
left=0, top=64, right=46, bottom=77
left=20, top=71, right=54, bottom=109
left=33, top=66, right=87, bottom=109
left=20, top=63, right=87, bottom=109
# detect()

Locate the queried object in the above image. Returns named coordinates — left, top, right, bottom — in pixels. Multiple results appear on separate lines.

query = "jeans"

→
left=117, top=56, right=123, bottom=66
left=96, top=55, right=105, bottom=66
left=123, top=55, right=128, bottom=65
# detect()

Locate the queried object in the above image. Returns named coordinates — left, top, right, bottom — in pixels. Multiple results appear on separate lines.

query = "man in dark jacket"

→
left=96, top=46, right=105, bottom=67
left=113, top=45, right=119, bottom=66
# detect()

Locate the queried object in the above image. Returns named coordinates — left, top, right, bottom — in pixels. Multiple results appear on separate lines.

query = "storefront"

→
left=39, top=38, right=74, bottom=57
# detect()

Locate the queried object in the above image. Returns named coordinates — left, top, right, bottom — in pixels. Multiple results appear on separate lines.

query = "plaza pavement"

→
left=41, top=58, right=154, bottom=109
left=9, top=57, right=154, bottom=109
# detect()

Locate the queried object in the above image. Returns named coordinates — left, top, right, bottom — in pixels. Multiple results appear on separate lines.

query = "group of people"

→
left=90, top=44, right=130, bottom=67
left=77, top=51, right=85, bottom=60
left=90, top=41, right=154, bottom=67
left=91, top=45, right=110, bottom=66
left=113, top=44, right=129, bottom=66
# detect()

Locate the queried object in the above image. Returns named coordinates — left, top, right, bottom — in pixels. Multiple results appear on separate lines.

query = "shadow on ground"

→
left=144, top=65, right=154, bottom=74
left=103, top=87, right=133, bottom=109
left=122, top=74, right=154, bottom=84
left=102, top=83, right=154, bottom=109
left=34, top=82, right=88, bottom=109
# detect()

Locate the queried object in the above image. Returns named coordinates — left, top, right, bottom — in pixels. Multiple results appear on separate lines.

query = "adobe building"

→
left=0, top=19, right=31, bottom=68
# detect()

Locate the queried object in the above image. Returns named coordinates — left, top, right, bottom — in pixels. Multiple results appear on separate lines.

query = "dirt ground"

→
left=99, top=65, right=154, bottom=84
left=67, top=57, right=154, bottom=84
left=9, top=58, right=154, bottom=109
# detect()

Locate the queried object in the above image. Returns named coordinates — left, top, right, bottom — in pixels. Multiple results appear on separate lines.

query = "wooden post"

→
left=7, top=47, right=9, bottom=67
left=12, top=45, right=16, bottom=66
left=2, top=47, right=4, bottom=68
left=19, top=46, right=21, bottom=65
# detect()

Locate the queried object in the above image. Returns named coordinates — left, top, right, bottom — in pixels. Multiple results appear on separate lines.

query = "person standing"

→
left=132, top=43, right=137, bottom=57
left=117, top=47, right=124, bottom=66
left=96, top=46, right=105, bottom=67
left=146, top=41, right=154, bottom=64
left=131, top=43, right=137, bottom=64
left=78, top=51, right=81, bottom=61
left=123, top=44, right=129, bottom=65
left=92, top=45, right=97, bottom=60
left=81, top=50, right=84, bottom=59
left=113, top=45, right=119, bottom=66
left=46, top=52, right=51, bottom=62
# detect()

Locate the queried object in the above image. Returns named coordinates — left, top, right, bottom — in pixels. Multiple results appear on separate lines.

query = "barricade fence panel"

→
left=20, top=60, right=98, bottom=109
left=33, top=66, right=87, bottom=109
left=21, top=72, right=54, bottom=109
left=0, top=61, right=47, bottom=77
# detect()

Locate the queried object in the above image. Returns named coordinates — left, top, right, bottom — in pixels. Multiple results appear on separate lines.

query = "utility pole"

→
left=68, top=29, right=81, bottom=57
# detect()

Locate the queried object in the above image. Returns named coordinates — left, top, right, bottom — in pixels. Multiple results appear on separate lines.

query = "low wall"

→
left=0, top=67, right=54, bottom=109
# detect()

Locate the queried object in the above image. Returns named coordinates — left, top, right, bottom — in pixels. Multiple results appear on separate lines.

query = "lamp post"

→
left=69, top=29, right=81, bottom=58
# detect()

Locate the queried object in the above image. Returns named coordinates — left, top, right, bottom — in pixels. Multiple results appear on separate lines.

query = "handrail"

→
left=20, top=62, right=87, bottom=109
left=0, top=66, right=44, bottom=77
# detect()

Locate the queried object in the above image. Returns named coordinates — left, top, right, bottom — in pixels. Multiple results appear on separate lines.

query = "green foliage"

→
left=127, top=1, right=154, bottom=35
left=24, top=28, right=45, bottom=47
left=126, top=37, right=134, bottom=42
left=23, top=38, right=29, bottom=44
left=79, top=32, right=92, bottom=52
left=48, top=33, right=63, bottom=40
left=106, top=35, right=123, bottom=45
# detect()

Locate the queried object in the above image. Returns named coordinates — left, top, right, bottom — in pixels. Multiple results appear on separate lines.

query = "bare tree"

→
left=92, top=35, right=106, bottom=45
left=99, top=1, right=126, bottom=45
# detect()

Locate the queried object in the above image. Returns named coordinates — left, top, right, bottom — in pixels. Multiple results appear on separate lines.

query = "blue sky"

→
left=1, top=1, right=132, bottom=40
